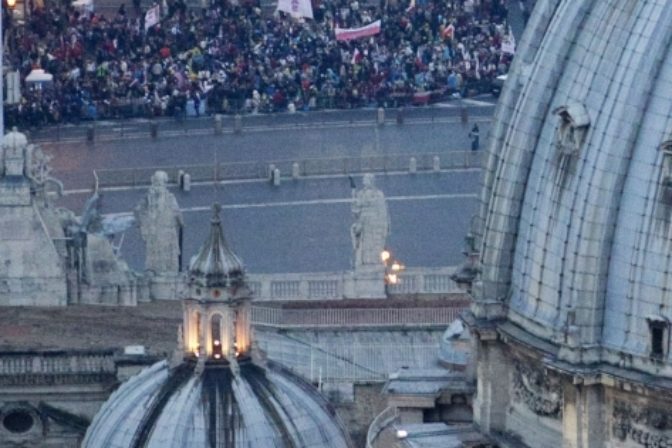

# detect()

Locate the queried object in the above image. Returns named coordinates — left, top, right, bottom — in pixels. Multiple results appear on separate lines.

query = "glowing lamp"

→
left=387, top=273, right=398, bottom=284
left=391, top=262, right=401, bottom=272
left=381, top=250, right=391, bottom=263
left=6, top=0, right=16, bottom=8
left=213, top=340, right=220, bottom=346
left=396, top=430, right=408, bottom=439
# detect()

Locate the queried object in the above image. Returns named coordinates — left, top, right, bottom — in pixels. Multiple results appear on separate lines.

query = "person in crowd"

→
left=469, top=123, right=480, bottom=151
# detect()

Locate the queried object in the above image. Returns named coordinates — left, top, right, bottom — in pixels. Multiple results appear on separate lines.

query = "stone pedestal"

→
left=344, top=267, right=386, bottom=299
left=149, top=273, right=183, bottom=300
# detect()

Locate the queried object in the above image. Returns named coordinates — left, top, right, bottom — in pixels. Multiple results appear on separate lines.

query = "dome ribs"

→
left=130, top=362, right=194, bottom=448
left=202, top=367, right=237, bottom=448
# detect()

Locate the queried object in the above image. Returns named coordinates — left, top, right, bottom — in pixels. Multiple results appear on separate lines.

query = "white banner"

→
left=335, top=20, right=381, bottom=41
left=276, top=0, right=313, bottom=19
left=501, top=26, right=516, bottom=55
left=145, top=5, right=160, bottom=32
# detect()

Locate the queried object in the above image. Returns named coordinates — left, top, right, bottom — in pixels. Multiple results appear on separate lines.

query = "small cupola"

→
left=188, top=203, right=245, bottom=300
left=182, top=204, right=252, bottom=364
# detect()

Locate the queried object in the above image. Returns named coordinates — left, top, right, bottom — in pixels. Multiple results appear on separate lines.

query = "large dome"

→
left=83, top=359, right=351, bottom=447
left=476, top=0, right=672, bottom=370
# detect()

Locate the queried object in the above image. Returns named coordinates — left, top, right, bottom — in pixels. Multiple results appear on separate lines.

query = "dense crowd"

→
left=4, top=0, right=511, bottom=127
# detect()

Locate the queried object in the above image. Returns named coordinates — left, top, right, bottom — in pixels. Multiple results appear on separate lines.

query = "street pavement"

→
left=37, top=102, right=493, bottom=190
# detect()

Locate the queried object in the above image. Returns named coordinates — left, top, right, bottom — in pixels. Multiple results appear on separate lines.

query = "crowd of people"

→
left=4, top=0, right=512, bottom=127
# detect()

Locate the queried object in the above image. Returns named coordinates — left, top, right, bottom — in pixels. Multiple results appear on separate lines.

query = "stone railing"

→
left=251, top=306, right=464, bottom=329
left=366, top=406, right=399, bottom=448
left=247, top=266, right=461, bottom=301
left=94, top=151, right=484, bottom=187
left=0, top=352, right=116, bottom=375
left=257, top=340, right=441, bottom=383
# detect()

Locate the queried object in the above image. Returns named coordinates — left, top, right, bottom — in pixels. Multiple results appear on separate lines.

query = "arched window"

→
left=211, top=315, right=223, bottom=359
left=193, top=311, right=201, bottom=355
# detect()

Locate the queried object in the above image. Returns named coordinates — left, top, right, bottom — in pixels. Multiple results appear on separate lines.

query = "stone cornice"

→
left=495, top=320, right=672, bottom=396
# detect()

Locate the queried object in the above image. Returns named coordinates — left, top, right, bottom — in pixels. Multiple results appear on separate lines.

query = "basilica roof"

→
left=82, top=360, right=351, bottom=448
left=477, top=0, right=672, bottom=366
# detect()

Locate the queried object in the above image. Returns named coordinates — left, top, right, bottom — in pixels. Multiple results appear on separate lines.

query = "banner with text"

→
left=335, top=20, right=381, bottom=41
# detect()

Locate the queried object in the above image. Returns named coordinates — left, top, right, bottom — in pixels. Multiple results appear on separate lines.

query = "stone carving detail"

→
left=551, top=104, right=590, bottom=193
left=350, top=174, right=390, bottom=269
left=511, top=361, right=562, bottom=418
left=612, top=400, right=672, bottom=446
left=553, top=104, right=590, bottom=157
left=135, top=171, right=184, bottom=273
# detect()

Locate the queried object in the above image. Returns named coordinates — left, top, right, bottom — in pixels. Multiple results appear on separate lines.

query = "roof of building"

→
left=394, top=423, right=486, bottom=448
left=477, top=0, right=672, bottom=365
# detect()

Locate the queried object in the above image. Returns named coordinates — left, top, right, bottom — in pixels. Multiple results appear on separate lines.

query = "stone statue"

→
left=1, top=127, right=29, bottom=177
left=135, top=171, right=183, bottom=273
left=351, top=174, right=390, bottom=269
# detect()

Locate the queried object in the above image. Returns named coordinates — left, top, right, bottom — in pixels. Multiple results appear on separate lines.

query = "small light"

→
left=214, top=354, right=221, bottom=359
left=6, top=0, right=16, bottom=8
left=235, top=351, right=240, bottom=357
left=391, top=262, right=401, bottom=271
left=396, top=429, right=408, bottom=439
left=381, top=250, right=391, bottom=263
left=387, top=273, right=398, bottom=284
left=214, top=340, right=220, bottom=346
left=193, top=350, right=200, bottom=357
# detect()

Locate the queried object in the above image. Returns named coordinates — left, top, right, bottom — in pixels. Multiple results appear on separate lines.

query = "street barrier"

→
left=94, top=150, right=484, bottom=187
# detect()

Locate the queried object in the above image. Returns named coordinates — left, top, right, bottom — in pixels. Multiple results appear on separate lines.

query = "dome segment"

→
left=82, top=360, right=352, bottom=448
left=475, top=0, right=672, bottom=368
left=189, top=204, right=244, bottom=289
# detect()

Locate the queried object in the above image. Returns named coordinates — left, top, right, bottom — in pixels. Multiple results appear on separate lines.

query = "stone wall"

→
left=0, top=350, right=153, bottom=448
left=0, top=203, right=67, bottom=306
left=333, top=382, right=387, bottom=447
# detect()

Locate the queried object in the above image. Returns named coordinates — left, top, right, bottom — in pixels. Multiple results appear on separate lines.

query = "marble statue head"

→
left=151, top=171, right=169, bottom=188
left=363, top=173, right=375, bottom=188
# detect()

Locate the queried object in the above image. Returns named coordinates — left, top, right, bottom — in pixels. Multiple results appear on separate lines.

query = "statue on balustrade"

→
left=135, top=171, right=184, bottom=274
left=351, top=173, right=390, bottom=269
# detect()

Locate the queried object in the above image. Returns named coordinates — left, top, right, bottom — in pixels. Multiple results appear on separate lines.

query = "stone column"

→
left=562, top=382, right=604, bottom=448
left=473, top=339, right=510, bottom=434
